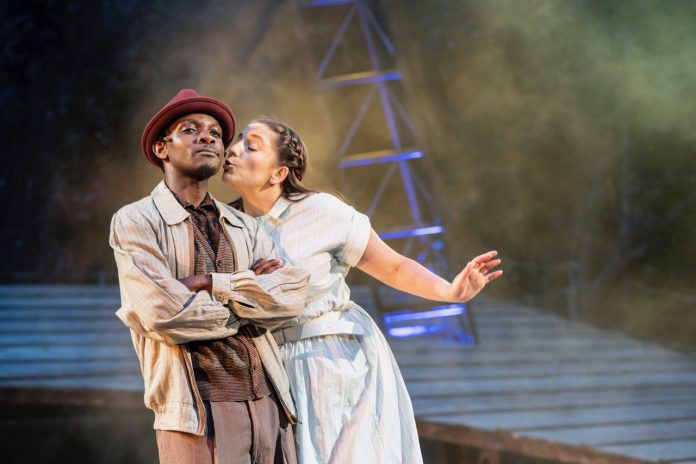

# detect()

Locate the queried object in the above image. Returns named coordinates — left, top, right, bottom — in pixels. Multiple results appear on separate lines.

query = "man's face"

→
left=153, top=113, right=225, bottom=181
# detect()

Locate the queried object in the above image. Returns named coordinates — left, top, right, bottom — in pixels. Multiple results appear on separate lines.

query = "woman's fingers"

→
left=471, top=252, right=502, bottom=276
left=485, top=270, right=503, bottom=282
left=455, top=253, right=503, bottom=293
left=473, top=250, right=498, bottom=265
left=480, top=259, right=502, bottom=274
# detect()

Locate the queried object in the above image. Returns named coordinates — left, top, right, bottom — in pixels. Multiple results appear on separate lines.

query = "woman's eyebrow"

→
left=247, top=134, right=264, bottom=146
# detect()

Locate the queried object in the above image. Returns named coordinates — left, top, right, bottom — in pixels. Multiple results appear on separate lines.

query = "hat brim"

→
left=141, top=97, right=236, bottom=168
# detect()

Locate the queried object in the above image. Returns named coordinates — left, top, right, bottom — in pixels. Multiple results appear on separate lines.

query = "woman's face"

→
left=222, top=122, right=280, bottom=192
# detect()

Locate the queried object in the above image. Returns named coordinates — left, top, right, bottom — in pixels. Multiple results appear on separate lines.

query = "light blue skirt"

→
left=279, top=304, right=423, bottom=464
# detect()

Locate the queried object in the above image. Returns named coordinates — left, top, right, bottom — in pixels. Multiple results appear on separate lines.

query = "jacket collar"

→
left=214, top=198, right=245, bottom=228
left=151, top=181, right=244, bottom=228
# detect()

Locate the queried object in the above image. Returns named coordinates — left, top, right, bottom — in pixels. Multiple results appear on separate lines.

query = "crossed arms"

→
left=109, top=208, right=309, bottom=345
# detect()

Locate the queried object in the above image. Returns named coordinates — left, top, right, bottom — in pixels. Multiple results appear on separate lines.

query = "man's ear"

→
left=270, top=166, right=289, bottom=186
left=153, top=140, right=168, bottom=162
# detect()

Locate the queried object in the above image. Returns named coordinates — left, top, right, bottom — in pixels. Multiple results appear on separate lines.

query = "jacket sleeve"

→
left=110, top=209, right=242, bottom=345
left=210, top=217, right=309, bottom=330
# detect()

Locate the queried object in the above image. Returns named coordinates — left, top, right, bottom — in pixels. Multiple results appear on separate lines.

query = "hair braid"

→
left=255, top=118, right=315, bottom=200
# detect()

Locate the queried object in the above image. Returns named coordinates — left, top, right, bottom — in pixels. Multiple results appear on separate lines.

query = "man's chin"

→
left=192, top=164, right=220, bottom=181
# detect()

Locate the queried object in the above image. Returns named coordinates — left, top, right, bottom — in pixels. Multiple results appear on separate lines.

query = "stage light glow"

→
left=378, top=225, right=444, bottom=241
left=388, top=325, right=435, bottom=337
left=383, top=304, right=466, bottom=323
left=383, top=304, right=474, bottom=343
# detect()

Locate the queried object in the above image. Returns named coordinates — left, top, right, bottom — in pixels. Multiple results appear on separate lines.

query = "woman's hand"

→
left=445, top=251, right=502, bottom=302
left=358, top=229, right=503, bottom=303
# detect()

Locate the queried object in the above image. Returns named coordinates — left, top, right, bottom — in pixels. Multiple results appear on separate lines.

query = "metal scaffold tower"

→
left=296, top=0, right=477, bottom=344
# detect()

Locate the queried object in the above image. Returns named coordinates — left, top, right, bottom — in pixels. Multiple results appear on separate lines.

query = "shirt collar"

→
left=260, top=196, right=292, bottom=225
left=151, top=181, right=244, bottom=228
left=170, top=189, right=216, bottom=213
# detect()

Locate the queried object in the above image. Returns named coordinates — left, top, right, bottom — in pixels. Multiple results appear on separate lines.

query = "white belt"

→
left=273, top=310, right=364, bottom=345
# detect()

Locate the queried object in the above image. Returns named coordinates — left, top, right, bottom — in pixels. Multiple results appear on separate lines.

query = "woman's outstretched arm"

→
left=356, top=229, right=502, bottom=303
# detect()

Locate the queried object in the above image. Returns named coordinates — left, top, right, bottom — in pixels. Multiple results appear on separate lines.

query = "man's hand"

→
left=178, top=275, right=212, bottom=293
left=251, top=258, right=283, bottom=275
left=177, top=258, right=283, bottom=295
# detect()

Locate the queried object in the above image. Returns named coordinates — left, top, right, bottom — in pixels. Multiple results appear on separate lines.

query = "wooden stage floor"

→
left=1, top=285, right=695, bottom=463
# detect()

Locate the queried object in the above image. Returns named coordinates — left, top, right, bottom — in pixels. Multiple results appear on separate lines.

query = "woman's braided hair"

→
left=254, top=118, right=315, bottom=200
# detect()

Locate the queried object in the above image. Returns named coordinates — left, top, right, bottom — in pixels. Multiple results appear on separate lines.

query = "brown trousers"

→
left=156, top=395, right=297, bottom=464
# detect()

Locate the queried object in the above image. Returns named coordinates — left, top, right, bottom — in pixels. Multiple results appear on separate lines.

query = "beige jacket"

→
left=109, top=181, right=309, bottom=435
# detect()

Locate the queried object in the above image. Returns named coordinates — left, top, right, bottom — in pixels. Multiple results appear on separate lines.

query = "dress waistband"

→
left=272, top=308, right=364, bottom=345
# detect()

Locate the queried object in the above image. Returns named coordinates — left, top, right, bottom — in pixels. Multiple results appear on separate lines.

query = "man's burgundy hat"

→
left=141, top=88, right=236, bottom=168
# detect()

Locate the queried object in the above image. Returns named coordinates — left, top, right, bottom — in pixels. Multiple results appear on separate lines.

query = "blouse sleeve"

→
left=322, top=194, right=371, bottom=267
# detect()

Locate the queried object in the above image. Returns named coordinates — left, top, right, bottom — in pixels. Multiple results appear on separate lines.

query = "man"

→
left=110, top=89, right=309, bottom=463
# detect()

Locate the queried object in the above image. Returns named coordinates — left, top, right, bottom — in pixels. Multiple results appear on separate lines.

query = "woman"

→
left=186, top=118, right=502, bottom=463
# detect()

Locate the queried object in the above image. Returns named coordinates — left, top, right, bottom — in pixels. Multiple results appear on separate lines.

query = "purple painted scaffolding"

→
left=297, top=0, right=477, bottom=344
